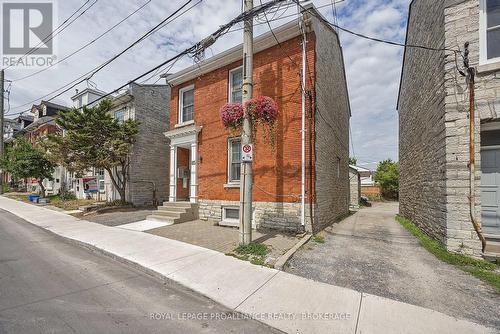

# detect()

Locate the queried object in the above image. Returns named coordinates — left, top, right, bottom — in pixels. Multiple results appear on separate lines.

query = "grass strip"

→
left=396, top=215, right=499, bottom=292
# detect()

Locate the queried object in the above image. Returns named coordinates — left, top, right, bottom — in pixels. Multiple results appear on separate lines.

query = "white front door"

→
left=481, top=147, right=500, bottom=235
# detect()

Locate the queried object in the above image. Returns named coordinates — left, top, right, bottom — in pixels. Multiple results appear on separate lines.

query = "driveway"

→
left=286, top=202, right=500, bottom=329
left=81, top=209, right=152, bottom=226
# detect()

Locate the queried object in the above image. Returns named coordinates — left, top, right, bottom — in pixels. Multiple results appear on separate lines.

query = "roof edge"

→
left=164, top=4, right=325, bottom=86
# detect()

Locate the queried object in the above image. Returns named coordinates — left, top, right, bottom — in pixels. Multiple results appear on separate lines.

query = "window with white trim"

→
left=96, top=168, right=105, bottom=192
left=179, top=86, right=194, bottom=123
left=229, top=67, right=243, bottom=103
left=228, top=138, right=241, bottom=182
left=481, top=0, right=500, bottom=63
left=114, top=109, right=125, bottom=124
left=223, top=207, right=240, bottom=223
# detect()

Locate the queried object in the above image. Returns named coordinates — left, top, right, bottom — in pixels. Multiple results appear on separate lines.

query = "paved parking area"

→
left=148, top=220, right=300, bottom=265
left=285, top=202, right=500, bottom=329
left=80, top=209, right=152, bottom=226
left=80, top=208, right=300, bottom=266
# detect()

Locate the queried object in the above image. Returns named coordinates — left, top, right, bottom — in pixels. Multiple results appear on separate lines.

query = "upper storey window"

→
left=229, top=67, right=243, bottom=103
left=179, top=85, right=194, bottom=124
left=481, top=0, right=500, bottom=64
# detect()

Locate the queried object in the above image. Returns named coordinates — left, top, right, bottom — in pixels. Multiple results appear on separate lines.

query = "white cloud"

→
left=5, top=0, right=410, bottom=169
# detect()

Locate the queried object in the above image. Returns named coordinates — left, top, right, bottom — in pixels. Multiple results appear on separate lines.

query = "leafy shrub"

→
left=59, top=191, right=77, bottom=201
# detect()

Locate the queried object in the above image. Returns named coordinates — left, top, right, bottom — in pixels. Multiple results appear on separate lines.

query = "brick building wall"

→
left=170, top=34, right=315, bottom=203
left=128, top=84, right=170, bottom=205
left=311, top=17, right=350, bottom=233
left=399, top=0, right=448, bottom=243
left=170, top=34, right=316, bottom=231
left=169, top=18, right=349, bottom=233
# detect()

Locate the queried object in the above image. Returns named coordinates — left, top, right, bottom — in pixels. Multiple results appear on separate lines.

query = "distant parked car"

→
left=360, top=196, right=372, bottom=207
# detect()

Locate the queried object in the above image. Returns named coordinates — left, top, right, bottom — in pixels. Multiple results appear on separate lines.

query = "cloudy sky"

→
left=4, top=0, right=410, bottom=169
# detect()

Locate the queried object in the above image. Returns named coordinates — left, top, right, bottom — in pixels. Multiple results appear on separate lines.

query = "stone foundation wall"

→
left=198, top=199, right=311, bottom=233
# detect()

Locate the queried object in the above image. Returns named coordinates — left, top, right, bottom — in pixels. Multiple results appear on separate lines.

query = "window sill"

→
left=219, top=219, right=239, bottom=227
left=175, top=120, right=195, bottom=128
left=477, top=61, right=500, bottom=74
left=224, top=183, right=240, bottom=189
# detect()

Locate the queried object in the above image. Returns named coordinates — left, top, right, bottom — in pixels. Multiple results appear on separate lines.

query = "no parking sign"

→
left=242, top=144, right=253, bottom=162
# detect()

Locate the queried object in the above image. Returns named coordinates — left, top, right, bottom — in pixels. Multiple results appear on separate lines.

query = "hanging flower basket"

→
left=246, top=96, right=279, bottom=149
left=245, top=96, right=279, bottom=124
left=220, top=96, right=279, bottom=149
left=220, top=103, right=244, bottom=131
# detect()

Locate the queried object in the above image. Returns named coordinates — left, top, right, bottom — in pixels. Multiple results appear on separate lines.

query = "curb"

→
left=274, top=233, right=312, bottom=270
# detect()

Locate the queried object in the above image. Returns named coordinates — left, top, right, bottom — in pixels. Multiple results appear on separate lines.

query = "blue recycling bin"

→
left=29, top=195, right=40, bottom=203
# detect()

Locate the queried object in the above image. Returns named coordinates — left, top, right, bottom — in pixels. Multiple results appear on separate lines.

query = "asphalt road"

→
left=0, top=209, right=281, bottom=334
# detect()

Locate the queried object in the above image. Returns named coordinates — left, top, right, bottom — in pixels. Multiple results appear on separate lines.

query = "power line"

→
left=7, top=0, right=287, bottom=117
left=349, top=123, right=356, bottom=158
left=228, top=1, right=346, bottom=33
left=9, top=0, right=200, bottom=112
left=73, top=0, right=287, bottom=109
left=11, top=0, right=153, bottom=82
left=296, top=1, right=461, bottom=54
left=4, top=0, right=99, bottom=70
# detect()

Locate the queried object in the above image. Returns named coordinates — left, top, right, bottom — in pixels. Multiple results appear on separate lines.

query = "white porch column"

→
left=169, top=146, right=177, bottom=202
left=190, top=142, right=198, bottom=203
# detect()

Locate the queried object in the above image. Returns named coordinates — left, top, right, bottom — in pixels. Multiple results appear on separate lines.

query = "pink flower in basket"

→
left=220, top=103, right=244, bottom=129
left=246, top=96, right=279, bottom=123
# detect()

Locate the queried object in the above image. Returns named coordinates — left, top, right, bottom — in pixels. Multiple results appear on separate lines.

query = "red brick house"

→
left=17, top=101, right=67, bottom=194
left=149, top=6, right=351, bottom=233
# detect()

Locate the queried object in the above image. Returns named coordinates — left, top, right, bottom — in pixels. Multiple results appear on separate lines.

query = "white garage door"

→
left=481, top=147, right=500, bottom=235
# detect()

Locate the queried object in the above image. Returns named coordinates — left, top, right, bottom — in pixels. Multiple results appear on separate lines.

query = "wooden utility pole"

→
left=0, top=69, right=4, bottom=195
left=239, top=0, right=254, bottom=245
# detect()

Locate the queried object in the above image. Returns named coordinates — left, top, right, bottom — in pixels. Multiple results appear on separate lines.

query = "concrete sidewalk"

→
left=0, top=196, right=495, bottom=334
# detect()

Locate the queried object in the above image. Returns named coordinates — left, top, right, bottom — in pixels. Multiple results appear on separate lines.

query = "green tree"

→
left=349, top=157, right=357, bottom=165
left=1, top=138, right=55, bottom=196
left=48, top=100, right=139, bottom=203
left=374, top=159, right=399, bottom=199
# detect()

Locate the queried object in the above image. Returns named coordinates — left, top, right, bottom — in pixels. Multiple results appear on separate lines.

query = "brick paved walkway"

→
left=148, top=220, right=300, bottom=265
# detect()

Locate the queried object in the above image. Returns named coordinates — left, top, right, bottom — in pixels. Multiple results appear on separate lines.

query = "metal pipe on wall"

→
left=300, top=13, right=307, bottom=228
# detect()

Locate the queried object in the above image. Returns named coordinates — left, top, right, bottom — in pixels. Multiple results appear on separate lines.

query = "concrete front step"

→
left=152, top=211, right=183, bottom=218
left=162, top=201, right=195, bottom=207
left=148, top=202, right=199, bottom=225
left=157, top=206, right=188, bottom=213
left=145, top=215, right=176, bottom=225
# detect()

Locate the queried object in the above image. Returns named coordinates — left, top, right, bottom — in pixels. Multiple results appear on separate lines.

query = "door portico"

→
left=164, top=125, right=202, bottom=203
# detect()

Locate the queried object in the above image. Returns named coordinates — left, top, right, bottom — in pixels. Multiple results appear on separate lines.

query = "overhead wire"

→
left=9, top=0, right=201, bottom=112
left=11, top=0, right=153, bottom=82
left=7, top=0, right=288, bottom=117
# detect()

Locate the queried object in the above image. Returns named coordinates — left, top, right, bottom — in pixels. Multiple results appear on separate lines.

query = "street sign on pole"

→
left=242, top=143, right=253, bottom=162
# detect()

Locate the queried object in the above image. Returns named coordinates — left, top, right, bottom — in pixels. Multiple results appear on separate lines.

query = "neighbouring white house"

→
left=349, top=165, right=375, bottom=186
left=349, top=165, right=361, bottom=210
